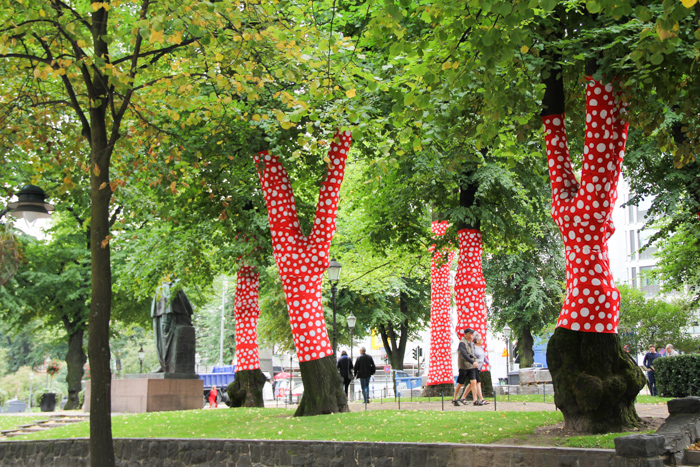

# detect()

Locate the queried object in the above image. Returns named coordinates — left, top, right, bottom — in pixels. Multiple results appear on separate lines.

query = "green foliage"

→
left=655, top=355, right=700, bottom=398
left=618, top=285, right=699, bottom=355
left=484, top=220, right=565, bottom=341
left=0, top=366, right=35, bottom=404
left=33, top=385, right=65, bottom=408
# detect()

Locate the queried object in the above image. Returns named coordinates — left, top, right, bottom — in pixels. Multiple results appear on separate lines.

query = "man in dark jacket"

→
left=643, top=345, right=662, bottom=396
left=337, top=350, right=354, bottom=398
left=354, top=347, right=376, bottom=403
left=453, top=328, right=478, bottom=406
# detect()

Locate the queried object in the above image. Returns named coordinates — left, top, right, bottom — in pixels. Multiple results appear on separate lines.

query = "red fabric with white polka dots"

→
left=254, top=131, right=352, bottom=361
left=542, top=77, right=628, bottom=334
left=427, top=221, right=455, bottom=386
left=454, top=229, right=489, bottom=370
left=234, top=266, right=261, bottom=371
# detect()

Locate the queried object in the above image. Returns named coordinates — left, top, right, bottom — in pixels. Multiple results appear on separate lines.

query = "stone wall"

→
left=0, top=438, right=615, bottom=466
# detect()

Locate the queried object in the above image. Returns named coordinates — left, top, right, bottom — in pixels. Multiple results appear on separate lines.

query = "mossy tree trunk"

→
left=294, top=355, right=349, bottom=416
left=547, top=327, right=645, bottom=433
left=63, top=321, right=87, bottom=410
left=422, top=383, right=453, bottom=397
left=227, top=369, right=266, bottom=408
left=518, top=326, right=535, bottom=368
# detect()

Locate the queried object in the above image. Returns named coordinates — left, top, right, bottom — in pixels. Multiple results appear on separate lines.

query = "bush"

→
left=655, top=354, right=700, bottom=397
left=33, top=386, right=65, bottom=407
left=0, top=388, right=9, bottom=406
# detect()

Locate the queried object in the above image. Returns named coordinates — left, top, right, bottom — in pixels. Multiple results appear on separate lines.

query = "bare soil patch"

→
left=492, top=417, right=665, bottom=447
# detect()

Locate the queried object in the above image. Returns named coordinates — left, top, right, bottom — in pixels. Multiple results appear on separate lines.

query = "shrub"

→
left=655, top=354, right=700, bottom=397
left=0, top=388, right=9, bottom=406
left=33, top=386, right=65, bottom=407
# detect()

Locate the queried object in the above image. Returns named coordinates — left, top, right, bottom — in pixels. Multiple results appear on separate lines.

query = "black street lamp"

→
left=347, top=312, right=356, bottom=401
left=327, top=258, right=342, bottom=357
left=0, top=185, right=55, bottom=223
left=138, top=345, right=145, bottom=374
left=503, top=325, right=512, bottom=375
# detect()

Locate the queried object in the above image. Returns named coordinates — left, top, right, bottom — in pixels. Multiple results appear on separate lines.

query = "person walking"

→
left=208, top=385, right=218, bottom=408
left=354, top=347, right=376, bottom=403
left=453, top=328, right=480, bottom=406
left=665, top=344, right=679, bottom=356
left=337, top=350, right=354, bottom=398
left=643, top=345, right=662, bottom=396
left=461, top=332, right=489, bottom=405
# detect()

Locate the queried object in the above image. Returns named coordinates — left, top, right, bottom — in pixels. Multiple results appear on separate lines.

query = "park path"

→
left=345, top=400, right=670, bottom=418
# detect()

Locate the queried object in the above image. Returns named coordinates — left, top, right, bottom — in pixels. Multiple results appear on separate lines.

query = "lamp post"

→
left=218, top=280, right=227, bottom=367
left=138, top=345, right=145, bottom=374
left=29, top=372, right=34, bottom=410
left=503, top=325, right=511, bottom=376
left=327, top=258, right=342, bottom=357
left=44, top=357, right=51, bottom=388
left=347, top=312, right=356, bottom=402
left=0, top=185, right=55, bottom=223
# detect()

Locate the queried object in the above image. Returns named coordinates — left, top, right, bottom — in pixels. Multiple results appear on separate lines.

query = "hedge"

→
left=654, top=354, right=700, bottom=397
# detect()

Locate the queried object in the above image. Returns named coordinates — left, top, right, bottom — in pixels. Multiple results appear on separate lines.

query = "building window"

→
left=629, top=230, right=637, bottom=259
left=639, top=266, right=660, bottom=295
left=628, top=204, right=636, bottom=224
left=630, top=267, right=637, bottom=288
left=638, top=229, right=658, bottom=261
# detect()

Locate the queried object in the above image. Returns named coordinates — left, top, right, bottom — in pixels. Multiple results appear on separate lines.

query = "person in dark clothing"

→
left=337, top=350, right=354, bottom=398
left=643, top=345, right=662, bottom=396
left=453, top=328, right=479, bottom=406
left=353, top=347, right=376, bottom=403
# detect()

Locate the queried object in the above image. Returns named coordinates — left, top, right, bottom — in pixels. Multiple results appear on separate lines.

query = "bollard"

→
left=441, top=393, right=444, bottom=411
left=398, top=392, right=401, bottom=410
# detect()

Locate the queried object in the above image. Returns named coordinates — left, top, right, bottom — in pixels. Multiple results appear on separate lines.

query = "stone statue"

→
left=151, top=282, right=196, bottom=374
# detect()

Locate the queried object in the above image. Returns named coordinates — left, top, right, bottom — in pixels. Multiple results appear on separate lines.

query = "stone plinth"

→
left=83, top=376, right=203, bottom=413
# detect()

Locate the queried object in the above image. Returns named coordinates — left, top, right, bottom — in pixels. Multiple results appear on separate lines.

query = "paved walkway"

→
left=1, top=402, right=669, bottom=419
left=345, top=400, right=670, bottom=418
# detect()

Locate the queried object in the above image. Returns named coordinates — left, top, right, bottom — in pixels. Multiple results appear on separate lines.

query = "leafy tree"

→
left=484, top=221, right=566, bottom=368
left=618, top=285, right=700, bottom=355
left=623, top=131, right=700, bottom=300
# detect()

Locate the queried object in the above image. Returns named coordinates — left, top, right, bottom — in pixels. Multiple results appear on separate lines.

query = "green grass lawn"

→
left=13, top=408, right=564, bottom=445
left=5, top=396, right=668, bottom=449
left=0, top=415, right=46, bottom=432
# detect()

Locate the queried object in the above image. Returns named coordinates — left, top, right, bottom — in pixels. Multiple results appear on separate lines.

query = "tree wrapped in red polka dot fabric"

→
left=543, top=80, right=626, bottom=335
left=426, top=221, right=455, bottom=388
left=226, top=265, right=268, bottom=408
left=454, top=229, right=489, bottom=371
left=254, top=130, right=352, bottom=415
left=542, top=67, right=645, bottom=433
left=233, top=266, right=261, bottom=372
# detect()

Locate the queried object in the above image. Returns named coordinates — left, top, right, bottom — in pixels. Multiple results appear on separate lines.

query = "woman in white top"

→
left=461, top=333, right=490, bottom=405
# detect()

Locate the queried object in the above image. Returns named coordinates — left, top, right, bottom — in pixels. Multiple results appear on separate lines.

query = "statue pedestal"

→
left=83, top=374, right=203, bottom=413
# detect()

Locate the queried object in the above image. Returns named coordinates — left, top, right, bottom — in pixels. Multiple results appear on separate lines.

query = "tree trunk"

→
left=255, top=131, right=353, bottom=416
left=227, top=369, right=267, bottom=408
left=88, top=16, right=115, bottom=459
left=518, top=326, right=535, bottom=369
left=63, top=323, right=87, bottom=410
left=422, top=383, right=453, bottom=397
left=378, top=316, right=408, bottom=371
left=294, top=355, right=349, bottom=416
left=228, top=267, right=265, bottom=407
left=540, top=50, right=644, bottom=432
left=547, top=327, right=645, bottom=432
left=426, top=221, right=455, bottom=386
left=88, top=136, right=114, bottom=464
